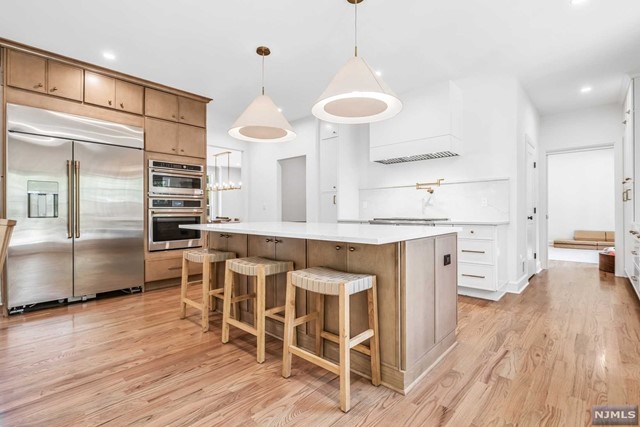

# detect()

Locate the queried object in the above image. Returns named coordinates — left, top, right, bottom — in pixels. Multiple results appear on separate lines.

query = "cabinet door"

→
left=178, top=97, right=206, bottom=127
left=275, top=237, right=307, bottom=313
left=47, top=61, right=83, bottom=101
left=435, top=235, right=457, bottom=342
left=145, top=117, right=179, bottom=155
left=115, top=80, right=144, bottom=115
left=84, top=71, right=116, bottom=108
left=145, top=88, right=179, bottom=122
left=306, top=240, right=348, bottom=271
left=319, top=137, right=338, bottom=191
left=7, top=50, right=46, bottom=93
left=319, top=191, right=337, bottom=223
left=178, top=124, right=206, bottom=158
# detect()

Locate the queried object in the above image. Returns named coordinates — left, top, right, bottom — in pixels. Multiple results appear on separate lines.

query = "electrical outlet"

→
left=481, top=197, right=488, bottom=207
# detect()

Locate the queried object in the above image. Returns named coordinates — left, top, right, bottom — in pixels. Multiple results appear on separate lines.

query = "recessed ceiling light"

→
left=375, top=70, right=382, bottom=76
left=103, top=51, right=116, bottom=60
left=570, top=0, right=588, bottom=5
left=277, top=107, right=283, bottom=113
left=580, top=86, right=592, bottom=93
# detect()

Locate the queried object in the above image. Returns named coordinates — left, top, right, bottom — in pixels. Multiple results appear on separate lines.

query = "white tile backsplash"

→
left=359, top=178, right=510, bottom=222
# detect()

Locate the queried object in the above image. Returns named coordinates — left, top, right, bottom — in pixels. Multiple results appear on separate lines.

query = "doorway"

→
left=279, top=156, right=307, bottom=222
left=546, top=147, right=615, bottom=264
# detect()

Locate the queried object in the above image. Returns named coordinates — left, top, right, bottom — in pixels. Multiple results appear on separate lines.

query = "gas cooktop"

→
left=369, top=217, right=450, bottom=225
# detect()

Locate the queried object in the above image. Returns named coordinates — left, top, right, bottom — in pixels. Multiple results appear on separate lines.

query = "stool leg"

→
left=338, top=284, right=351, bottom=413
left=256, top=267, right=267, bottom=363
left=221, top=262, right=234, bottom=343
left=315, top=293, right=325, bottom=357
left=201, top=260, right=211, bottom=332
left=282, top=271, right=295, bottom=378
left=179, top=257, right=189, bottom=319
left=210, top=262, right=217, bottom=310
left=368, top=278, right=381, bottom=386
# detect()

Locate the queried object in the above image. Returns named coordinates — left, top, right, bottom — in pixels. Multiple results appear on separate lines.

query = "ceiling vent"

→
left=374, top=151, right=459, bottom=165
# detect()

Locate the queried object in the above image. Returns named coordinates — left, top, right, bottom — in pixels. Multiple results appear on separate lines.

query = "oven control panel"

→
left=150, top=198, right=203, bottom=209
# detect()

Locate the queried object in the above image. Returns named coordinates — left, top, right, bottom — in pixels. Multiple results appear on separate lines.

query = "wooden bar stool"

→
left=281, top=267, right=380, bottom=412
left=180, top=248, right=236, bottom=332
left=222, top=256, right=294, bottom=363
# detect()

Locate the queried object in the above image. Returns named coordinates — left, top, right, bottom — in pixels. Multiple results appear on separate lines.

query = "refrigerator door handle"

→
left=67, top=160, right=73, bottom=239
left=75, top=160, right=80, bottom=238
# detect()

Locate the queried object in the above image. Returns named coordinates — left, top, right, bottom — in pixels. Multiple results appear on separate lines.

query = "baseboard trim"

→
left=458, top=286, right=506, bottom=301
left=507, top=274, right=530, bottom=294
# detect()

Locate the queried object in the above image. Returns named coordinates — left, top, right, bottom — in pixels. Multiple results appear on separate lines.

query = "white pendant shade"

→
left=229, top=94, right=296, bottom=142
left=312, top=56, right=402, bottom=124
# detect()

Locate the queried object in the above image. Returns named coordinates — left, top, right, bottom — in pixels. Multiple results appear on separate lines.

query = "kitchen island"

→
left=180, top=222, right=459, bottom=394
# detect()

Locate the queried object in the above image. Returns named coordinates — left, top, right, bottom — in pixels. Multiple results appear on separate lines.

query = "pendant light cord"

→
left=261, top=53, right=265, bottom=95
left=354, top=0, right=358, bottom=57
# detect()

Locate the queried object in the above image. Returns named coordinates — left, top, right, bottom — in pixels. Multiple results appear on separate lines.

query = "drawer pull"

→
left=461, top=250, right=485, bottom=254
left=462, top=273, right=486, bottom=279
left=168, top=266, right=182, bottom=271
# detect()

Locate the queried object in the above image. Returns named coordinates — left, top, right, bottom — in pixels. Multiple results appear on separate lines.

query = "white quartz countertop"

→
left=433, top=220, right=510, bottom=225
left=180, top=222, right=460, bottom=245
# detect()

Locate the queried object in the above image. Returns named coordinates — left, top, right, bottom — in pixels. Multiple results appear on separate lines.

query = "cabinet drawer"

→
left=145, top=257, right=202, bottom=282
left=458, top=263, right=496, bottom=291
left=456, top=225, right=496, bottom=240
left=458, top=239, right=494, bottom=264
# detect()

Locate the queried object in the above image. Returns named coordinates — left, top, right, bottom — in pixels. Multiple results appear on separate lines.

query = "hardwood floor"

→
left=1, top=261, right=639, bottom=426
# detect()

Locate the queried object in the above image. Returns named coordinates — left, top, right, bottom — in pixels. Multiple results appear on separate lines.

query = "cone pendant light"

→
left=312, top=0, right=402, bottom=124
left=229, top=46, right=296, bottom=142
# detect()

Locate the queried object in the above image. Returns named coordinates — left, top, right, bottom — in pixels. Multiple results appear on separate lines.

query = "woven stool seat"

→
left=291, top=267, right=374, bottom=296
left=227, top=256, right=292, bottom=276
left=184, top=248, right=235, bottom=264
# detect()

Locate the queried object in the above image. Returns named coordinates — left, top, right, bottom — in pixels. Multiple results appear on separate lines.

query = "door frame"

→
left=541, top=144, right=615, bottom=269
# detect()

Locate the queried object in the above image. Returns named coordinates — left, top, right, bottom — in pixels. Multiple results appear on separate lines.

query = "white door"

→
left=526, top=142, right=538, bottom=277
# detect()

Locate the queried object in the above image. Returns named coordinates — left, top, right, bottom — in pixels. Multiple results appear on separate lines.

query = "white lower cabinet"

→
left=452, top=223, right=508, bottom=299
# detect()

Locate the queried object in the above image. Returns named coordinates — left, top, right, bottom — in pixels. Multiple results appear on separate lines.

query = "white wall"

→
left=280, top=156, right=307, bottom=222
left=547, top=148, right=615, bottom=241
left=538, top=103, right=623, bottom=274
left=246, top=116, right=319, bottom=222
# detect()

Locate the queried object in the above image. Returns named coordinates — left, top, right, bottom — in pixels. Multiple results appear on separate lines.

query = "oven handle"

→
left=150, top=211, right=204, bottom=217
left=150, top=168, right=204, bottom=178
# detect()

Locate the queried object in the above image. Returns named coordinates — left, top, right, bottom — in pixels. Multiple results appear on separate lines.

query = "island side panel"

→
left=401, top=237, right=436, bottom=370
left=435, top=234, right=458, bottom=342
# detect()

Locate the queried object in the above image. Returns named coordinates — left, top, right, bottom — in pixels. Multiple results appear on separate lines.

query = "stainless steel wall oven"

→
left=148, top=198, right=203, bottom=251
left=148, top=160, right=204, bottom=198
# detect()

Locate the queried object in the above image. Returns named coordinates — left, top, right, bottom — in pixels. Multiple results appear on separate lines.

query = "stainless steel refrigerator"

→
left=5, top=104, right=144, bottom=311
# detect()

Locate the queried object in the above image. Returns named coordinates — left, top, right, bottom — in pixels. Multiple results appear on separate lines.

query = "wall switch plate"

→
left=444, top=254, right=451, bottom=266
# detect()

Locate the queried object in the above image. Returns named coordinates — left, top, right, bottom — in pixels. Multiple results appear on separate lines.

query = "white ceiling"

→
left=2, top=0, right=639, bottom=124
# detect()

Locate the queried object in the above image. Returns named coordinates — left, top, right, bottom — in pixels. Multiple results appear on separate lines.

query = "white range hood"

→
left=369, top=81, right=463, bottom=164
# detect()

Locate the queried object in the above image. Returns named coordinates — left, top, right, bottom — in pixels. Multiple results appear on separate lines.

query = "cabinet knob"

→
left=181, top=116, right=185, bottom=120
left=120, top=102, right=124, bottom=109
left=34, top=82, right=43, bottom=89
left=50, top=86, right=58, bottom=92
left=108, top=100, right=112, bottom=106
left=172, top=114, right=176, bottom=118
left=335, top=245, right=342, bottom=250
left=623, top=120, right=628, bottom=125
left=266, top=238, right=274, bottom=242
left=275, top=239, right=283, bottom=244
left=349, top=247, right=355, bottom=252
left=171, top=148, right=176, bottom=152
left=180, top=149, right=185, bottom=153
left=470, top=230, right=475, bottom=234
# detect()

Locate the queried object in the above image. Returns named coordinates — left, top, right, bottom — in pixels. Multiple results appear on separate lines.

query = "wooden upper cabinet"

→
left=7, top=50, right=46, bottom=93
left=47, top=61, right=83, bottom=101
left=178, top=124, right=206, bottom=158
left=145, top=117, right=179, bottom=155
left=84, top=71, right=116, bottom=108
left=115, top=80, right=144, bottom=115
left=145, top=88, right=179, bottom=122
left=178, top=97, right=206, bottom=127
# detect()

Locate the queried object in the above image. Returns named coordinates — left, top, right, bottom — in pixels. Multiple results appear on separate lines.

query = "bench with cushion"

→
left=553, top=230, right=615, bottom=250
